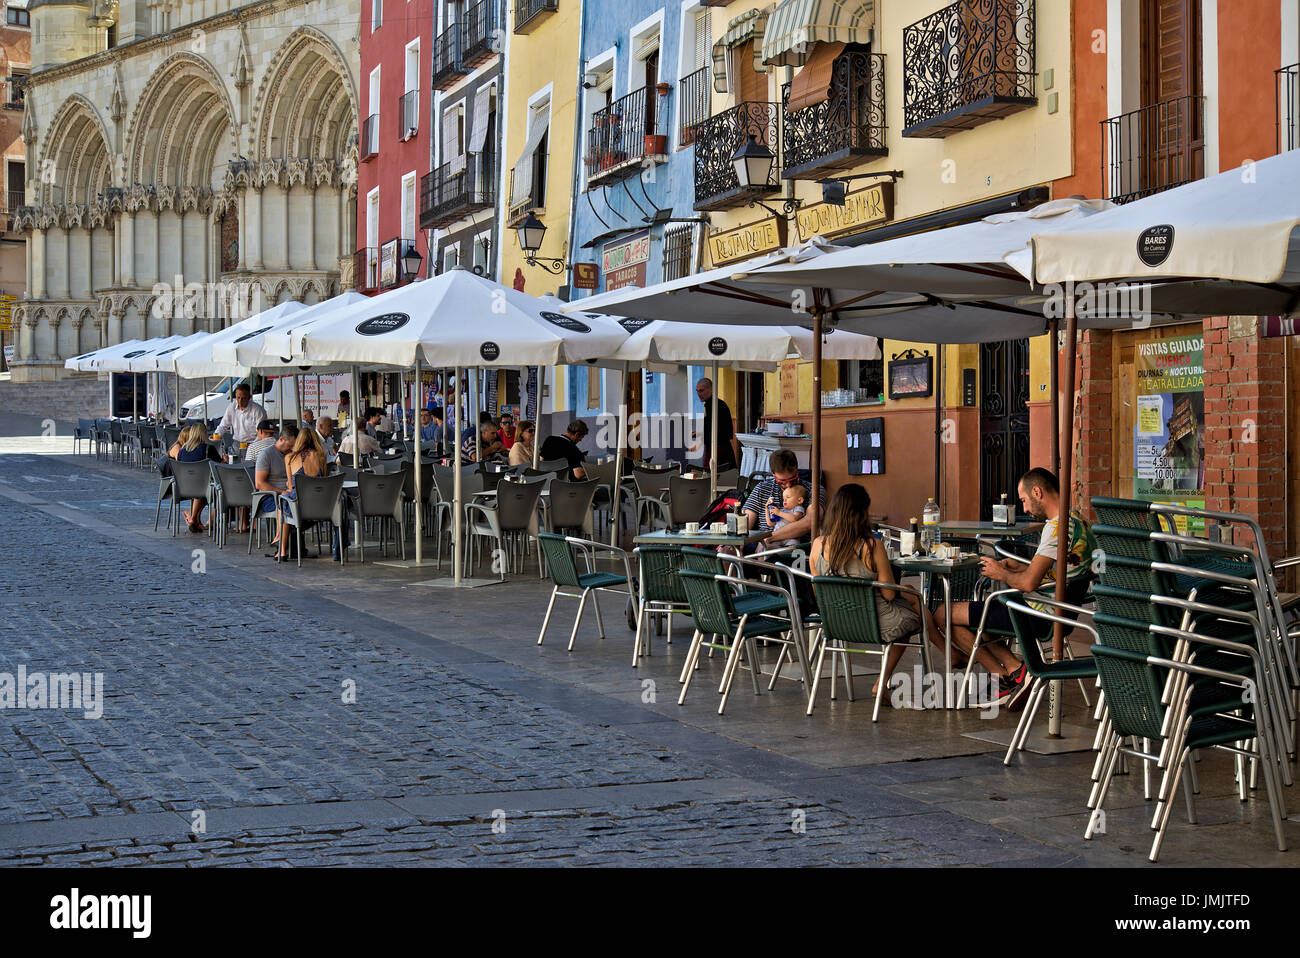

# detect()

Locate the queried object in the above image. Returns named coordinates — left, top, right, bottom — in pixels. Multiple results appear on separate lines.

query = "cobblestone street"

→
left=0, top=415, right=1293, bottom=868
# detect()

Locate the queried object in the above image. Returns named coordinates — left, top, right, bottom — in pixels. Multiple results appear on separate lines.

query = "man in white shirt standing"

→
left=216, top=384, right=267, bottom=449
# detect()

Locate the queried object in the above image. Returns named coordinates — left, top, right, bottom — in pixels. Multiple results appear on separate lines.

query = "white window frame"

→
left=441, top=100, right=466, bottom=167
left=442, top=242, right=461, bottom=274
left=400, top=171, right=417, bottom=242
left=402, top=39, right=421, bottom=139
left=365, top=187, right=380, bottom=250
left=527, top=84, right=552, bottom=208
left=372, top=0, right=382, bottom=31
left=582, top=47, right=617, bottom=179
left=676, top=1, right=710, bottom=149
left=471, top=229, right=491, bottom=276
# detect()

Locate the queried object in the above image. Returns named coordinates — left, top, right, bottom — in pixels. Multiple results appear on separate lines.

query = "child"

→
left=766, top=484, right=808, bottom=547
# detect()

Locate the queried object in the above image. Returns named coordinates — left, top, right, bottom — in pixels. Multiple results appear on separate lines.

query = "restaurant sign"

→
left=602, top=230, right=651, bottom=291
left=379, top=239, right=399, bottom=289
left=572, top=262, right=599, bottom=290
left=707, top=216, right=787, bottom=266
left=795, top=183, right=893, bottom=242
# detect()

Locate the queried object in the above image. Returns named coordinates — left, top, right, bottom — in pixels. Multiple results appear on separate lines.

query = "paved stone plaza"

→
left=0, top=413, right=1293, bottom=867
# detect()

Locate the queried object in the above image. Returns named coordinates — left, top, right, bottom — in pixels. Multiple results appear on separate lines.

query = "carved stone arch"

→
left=125, top=52, right=237, bottom=190
left=251, top=27, right=358, bottom=162
left=272, top=278, right=295, bottom=304
left=39, top=94, right=114, bottom=207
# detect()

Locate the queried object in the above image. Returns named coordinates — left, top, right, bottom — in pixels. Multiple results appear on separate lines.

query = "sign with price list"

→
left=1133, top=334, right=1206, bottom=534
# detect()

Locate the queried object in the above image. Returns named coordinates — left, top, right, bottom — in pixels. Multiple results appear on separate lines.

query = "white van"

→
left=179, top=374, right=300, bottom=422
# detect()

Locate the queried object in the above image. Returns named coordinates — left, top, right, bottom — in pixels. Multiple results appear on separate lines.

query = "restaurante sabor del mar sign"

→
left=796, top=183, right=894, bottom=242
left=707, top=216, right=787, bottom=266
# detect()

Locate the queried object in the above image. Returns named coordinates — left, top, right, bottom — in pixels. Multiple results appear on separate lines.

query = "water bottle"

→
left=921, top=497, right=940, bottom=552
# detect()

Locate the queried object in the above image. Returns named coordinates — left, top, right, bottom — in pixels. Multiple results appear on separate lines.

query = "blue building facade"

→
left=557, top=0, right=719, bottom=460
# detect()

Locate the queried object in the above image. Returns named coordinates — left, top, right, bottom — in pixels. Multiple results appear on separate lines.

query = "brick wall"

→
left=1202, top=316, right=1287, bottom=558
left=1072, top=329, right=1113, bottom=521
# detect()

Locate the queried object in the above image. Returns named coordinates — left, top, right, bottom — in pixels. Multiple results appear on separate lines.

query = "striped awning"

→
left=710, top=7, right=771, bottom=94
left=762, top=0, right=875, bottom=68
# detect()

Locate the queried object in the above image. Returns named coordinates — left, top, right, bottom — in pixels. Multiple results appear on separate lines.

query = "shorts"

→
left=967, top=599, right=1051, bottom=639
left=260, top=496, right=278, bottom=514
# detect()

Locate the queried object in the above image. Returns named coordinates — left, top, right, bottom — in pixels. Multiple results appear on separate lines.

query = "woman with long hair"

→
left=273, top=427, right=328, bottom=561
left=508, top=420, right=536, bottom=467
left=809, top=484, right=937, bottom=699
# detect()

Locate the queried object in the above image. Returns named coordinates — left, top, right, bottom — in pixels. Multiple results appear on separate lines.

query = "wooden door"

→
left=1140, top=0, right=1203, bottom=192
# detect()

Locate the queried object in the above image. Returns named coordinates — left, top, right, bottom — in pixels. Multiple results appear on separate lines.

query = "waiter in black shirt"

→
left=540, top=420, right=589, bottom=480
left=696, top=378, right=738, bottom=471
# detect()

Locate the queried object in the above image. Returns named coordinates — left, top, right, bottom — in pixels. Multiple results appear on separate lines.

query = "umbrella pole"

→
left=610, top=361, right=627, bottom=545
left=710, top=360, right=719, bottom=504
left=811, top=306, right=823, bottom=538
left=278, top=375, right=284, bottom=430
left=453, top=364, right=464, bottom=585
left=1050, top=297, right=1078, bottom=738
left=173, top=372, right=180, bottom=425
left=201, top=378, right=208, bottom=428
left=1049, top=317, right=1059, bottom=475
left=414, top=357, right=422, bottom=565
left=533, top=365, right=544, bottom=469
left=934, top=342, right=943, bottom=504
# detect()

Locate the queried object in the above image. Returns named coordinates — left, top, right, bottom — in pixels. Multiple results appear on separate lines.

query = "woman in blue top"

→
left=168, top=423, right=220, bottom=532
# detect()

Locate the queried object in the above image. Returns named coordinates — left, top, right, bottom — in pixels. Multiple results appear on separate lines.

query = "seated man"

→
left=315, top=416, right=338, bottom=461
left=461, top=415, right=505, bottom=463
left=933, top=466, right=1093, bottom=709
left=418, top=407, right=442, bottom=446
left=362, top=407, right=384, bottom=439
left=742, top=449, right=826, bottom=550
left=337, top=422, right=381, bottom=459
left=254, top=424, right=298, bottom=552
left=242, top=419, right=278, bottom=467
left=300, top=408, right=316, bottom=429
left=539, top=420, right=589, bottom=480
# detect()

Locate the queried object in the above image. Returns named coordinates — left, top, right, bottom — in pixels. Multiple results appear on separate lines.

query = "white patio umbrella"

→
left=167, top=300, right=307, bottom=380
left=65, top=339, right=145, bottom=373
left=283, top=268, right=631, bottom=584
left=229, top=292, right=370, bottom=369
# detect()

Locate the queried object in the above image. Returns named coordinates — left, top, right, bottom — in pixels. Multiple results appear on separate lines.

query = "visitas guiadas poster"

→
left=1133, top=334, right=1205, bottom=535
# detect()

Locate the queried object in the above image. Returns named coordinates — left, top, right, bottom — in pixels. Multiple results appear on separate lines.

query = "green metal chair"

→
left=678, top=569, right=808, bottom=715
left=999, top=596, right=1099, bottom=765
left=536, top=533, right=634, bottom=652
left=680, top=546, right=788, bottom=617
left=1087, top=634, right=1287, bottom=862
left=810, top=575, right=932, bottom=721
left=631, top=543, right=689, bottom=666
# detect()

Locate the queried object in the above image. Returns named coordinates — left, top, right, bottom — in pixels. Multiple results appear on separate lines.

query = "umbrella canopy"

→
left=1014, top=150, right=1300, bottom=288
left=137, top=331, right=217, bottom=374
left=231, top=292, right=370, bottom=369
left=92, top=335, right=190, bottom=373
left=608, top=317, right=880, bottom=365
left=167, top=300, right=307, bottom=378
left=281, top=268, right=629, bottom=367
left=64, top=339, right=145, bottom=372
left=740, top=198, right=1113, bottom=297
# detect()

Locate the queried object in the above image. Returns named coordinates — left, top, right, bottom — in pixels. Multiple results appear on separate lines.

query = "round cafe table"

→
left=891, top=553, right=983, bottom=709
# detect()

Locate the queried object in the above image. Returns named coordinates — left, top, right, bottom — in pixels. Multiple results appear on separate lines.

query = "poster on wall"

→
left=1133, top=333, right=1205, bottom=535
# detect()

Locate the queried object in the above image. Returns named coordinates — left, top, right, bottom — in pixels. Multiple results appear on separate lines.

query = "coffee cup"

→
left=684, top=522, right=700, bottom=534
left=711, top=522, right=727, bottom=535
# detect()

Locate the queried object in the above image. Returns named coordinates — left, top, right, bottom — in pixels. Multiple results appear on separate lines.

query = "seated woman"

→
left=508, top=420, right=536, bottom=467
left=273, top=427, right=328, bottom=561
left=168, top=423, right=221, bottom=533
left=809, top=484, right=939, bottom=700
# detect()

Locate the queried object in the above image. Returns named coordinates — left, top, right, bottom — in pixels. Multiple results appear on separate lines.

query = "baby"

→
left=766, top=484, right=808, bottom=547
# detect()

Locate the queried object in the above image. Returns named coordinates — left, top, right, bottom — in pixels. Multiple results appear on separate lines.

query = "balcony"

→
left=3, top=189, right=22, bottom=212
left=398, top=90, right=419, bottom=140
left=1103, top=95, right=1203, bottom=205
left=379, top=238, right=420, bottom=290
left=432, top=24, right=466, bottom=89
left=678, top=65, right=710, bottom=147
left=782, top=51, right=887, bottom=180
left=1278, top=63, right=1299, bottom=154
left=902, top=0, right=1036, bottom=138
left=514, top=0, right=557, bottom=34
left=360, top=114, right=379, bottom=160
left=461, top=0, right=500, bottom=69
left=506, top=155, right=546, bottom=226
left=420, top=152, right=497, bottom=230
left=692, top=101, right=780, bottom=212
left=585, top=87, right=666, bottom=189
left=354, top=247, right=379, bottom=293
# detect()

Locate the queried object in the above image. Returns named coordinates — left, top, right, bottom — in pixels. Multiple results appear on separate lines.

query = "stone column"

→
left=280, top=183, right=291, bottom=269
left=31, top=228, right=46, bottom=299
left=120, top=213, right=136, bottom=287
left=19, top=315, right=34, bottom=361
left=151, top=208, right=161, bottom=287
left=245, top=186, right=263, bottom=270
left=108, top=305, right=123, bottom=345
left=176, top=209, right=186, bottom=282
left=307, top=184, right=317, bottom=270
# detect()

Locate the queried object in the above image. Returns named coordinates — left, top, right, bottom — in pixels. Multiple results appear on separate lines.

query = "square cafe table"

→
left=891, top=553, right=984, bottom=709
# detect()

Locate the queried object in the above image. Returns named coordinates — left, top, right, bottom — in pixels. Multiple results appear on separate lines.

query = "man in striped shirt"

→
left=742, top=449, right=826, bottom=547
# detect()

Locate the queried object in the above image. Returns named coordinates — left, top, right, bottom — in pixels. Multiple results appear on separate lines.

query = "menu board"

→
left=846, top=417, right=885, bottom=476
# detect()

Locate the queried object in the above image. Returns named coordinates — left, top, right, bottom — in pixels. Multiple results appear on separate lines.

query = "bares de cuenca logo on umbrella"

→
left=355, top=313, right=411, bottom=336
left=708, top=336, right=728, bottom=356
left=540, top=311, right=591, bottom=333
left=1136, top=225, right=1175, bottom=267
left=480, top=341, right=501, bottom=361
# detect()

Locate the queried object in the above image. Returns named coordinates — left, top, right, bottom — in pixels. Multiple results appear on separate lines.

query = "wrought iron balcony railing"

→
left=1103, top=95, right=1203, bottom=205
left=514, top=0, right=557, bottom=34
left=379, top=237, right=420, bottom=290
left=354, top=247, right=379, bottom=293
left=692, top=101, right=780, bottom=211
left=4, top=189, right=23, bottom=212
left=678, top=65, right=710, bottom=146
left=361, top=114, right=379, bottom=160
left=507, top=155, right=547, bottom=226
left=782, top=51, right=886, bottom=180
left=398, top=90, right=419, bottom=140
left=585, top=86, right=664, bottom=189
left=902, top=0, right=1036, bottom=138
left=420, top=152, right=497, bottom=230
left=1278, top=63, right=1300, bottom=154
left=461, top=0, right=500, bottom=69
left=432, top=23, right=466, bottom=89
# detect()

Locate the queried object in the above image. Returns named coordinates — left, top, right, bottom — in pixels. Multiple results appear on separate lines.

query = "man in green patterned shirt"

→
left=934, top=467, right=1093, bottom=710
